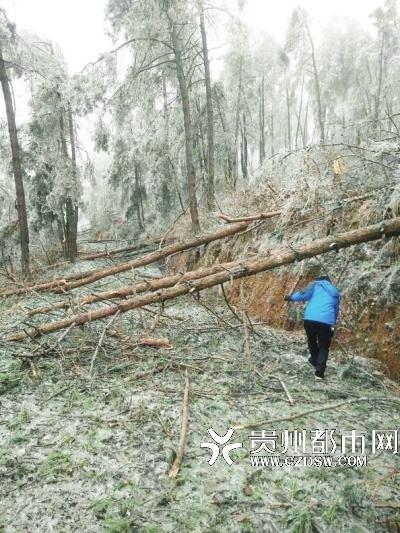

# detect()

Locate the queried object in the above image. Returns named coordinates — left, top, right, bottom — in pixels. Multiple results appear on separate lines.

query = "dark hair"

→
left=316, top=275, right=331, bottom=282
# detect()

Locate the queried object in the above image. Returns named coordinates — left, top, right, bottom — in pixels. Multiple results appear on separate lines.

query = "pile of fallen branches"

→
left=0, top=218, right=268, bottom=298
left=80, top=235, right=162, bottom=260
left=7, top=217, right=400, bottom=341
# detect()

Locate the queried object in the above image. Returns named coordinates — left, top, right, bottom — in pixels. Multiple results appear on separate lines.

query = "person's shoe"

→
left=315, top=375, right=324, bottom=381
left=307, top=358, right=316, bottom=368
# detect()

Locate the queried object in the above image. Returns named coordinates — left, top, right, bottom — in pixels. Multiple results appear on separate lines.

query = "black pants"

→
left=304, top=320, right=333, bottom=376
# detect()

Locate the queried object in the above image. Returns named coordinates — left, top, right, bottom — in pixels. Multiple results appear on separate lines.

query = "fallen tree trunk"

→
left=137, top=337, right=173, bottom=349
left=0, top=221, right=251, bottom=297
left=56, top=221, right=253, bottom=292
left=8, top=218, right=400, bottom=341
left=27, top=260, right=242, bottom=316
left=218, top=195, right=372, bottom=224
left=218, top=195, right=374, bottom=225
left=219, top=210, right=281, bottom=223
left=0, top=263, right=114, bottom=295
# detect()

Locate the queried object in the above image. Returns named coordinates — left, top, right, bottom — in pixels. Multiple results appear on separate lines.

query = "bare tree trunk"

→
left=67, top=107, right=79, bottom=260
left=57, top=101, right=79, bottom=263
left=65, top=198, right=76, bottom=262
left=59, top=109, right=73, bottom=262
left=270, top=109, right=275, bottom=156
left=303, top=99, right=309, bottom=146
left=56, top=218, right=65, bottom=253
left=196, top=99, right=208, bottom=168
left=233, top=58, right=243, bottom=188
left=305, top=21, right=325, bottom=143
left=215, top=89, right=233, bottom=183
left=200, top=7, right=215, bottom=211
left=374, top=32, right=385, bottom=139
left=161, top=74, right=174, bottom=215
left=168, top=17, right=200, bottom=233
left=134, top=162, right=144, bottom=231
left=259, top=75, right=266, bottom=164
left=240, top=112, right=248, bottom=179
left=162, top=73, right=169, bottom=144
left=140, top=186, right=145, bottom=228
left=0, top=45, right=30, bottom=278
left=169, top=157, right=185, bottom=213
left=295, top=77, right=304, bottom=148
left=286, top=86, right=292, bottom=150
left=50, top=38, right=78, bottom=263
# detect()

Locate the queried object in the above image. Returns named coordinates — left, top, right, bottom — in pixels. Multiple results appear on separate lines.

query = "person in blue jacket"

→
left=284, top=275, right=340, bottom=379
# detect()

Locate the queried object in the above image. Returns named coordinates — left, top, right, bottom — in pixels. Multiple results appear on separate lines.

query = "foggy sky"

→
left=2, top=0, right=380, bottom=74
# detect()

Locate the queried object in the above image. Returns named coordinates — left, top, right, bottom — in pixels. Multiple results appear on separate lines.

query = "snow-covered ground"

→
left=0, top=259, right=399, bottom=532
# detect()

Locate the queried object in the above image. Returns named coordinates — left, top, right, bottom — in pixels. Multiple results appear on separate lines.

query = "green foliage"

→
left=0, top=372, right=20, bottom=395
left=321, top=500, right=343, bottom=526
left=340, top=483, right=370, bottom=516
left=37, top=449, right=89, bottom=482
left=16, top=408, right=31, bottom=424
left=285, top=505, right=314, bottom=533
left=90, top=497, right=113, bottom=518
left=103, top=516, right=136, bottom=532
left=0, top=220, right=18, bottom=243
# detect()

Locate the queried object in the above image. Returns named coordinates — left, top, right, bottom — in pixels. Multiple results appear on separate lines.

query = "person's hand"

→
left=284, top=295, right=291, bottom=302
left=330, top=327, right=335, bottom=336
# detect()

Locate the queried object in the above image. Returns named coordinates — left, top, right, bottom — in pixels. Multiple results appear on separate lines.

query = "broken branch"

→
left=233, top=396, right=400, bottom=430
left=219, top=210, right=281, bottom=224
left=168, top=368, right=190, bottom=479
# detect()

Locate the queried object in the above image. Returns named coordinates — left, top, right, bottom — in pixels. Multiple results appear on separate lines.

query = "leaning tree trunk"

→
left=9, top=218, right=400, bottom=341
left=169, top=18, right=200, bottom=234
left=200, top=6, right=215, bottom=211
left=0, top=45, right=30, bottom=278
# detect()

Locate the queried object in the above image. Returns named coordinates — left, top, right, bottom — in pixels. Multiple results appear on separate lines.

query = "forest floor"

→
left=0, top=254, right=400, bottom=533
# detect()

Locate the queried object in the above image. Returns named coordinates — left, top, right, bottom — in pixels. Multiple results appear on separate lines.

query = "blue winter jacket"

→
left=289, top=280, right=340, bottom=326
